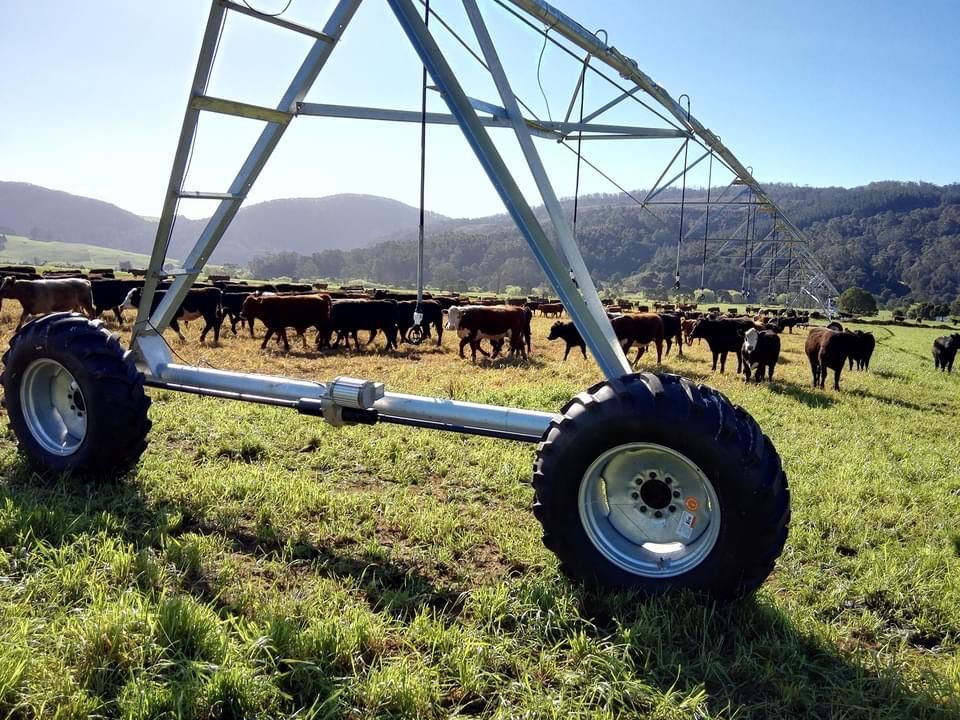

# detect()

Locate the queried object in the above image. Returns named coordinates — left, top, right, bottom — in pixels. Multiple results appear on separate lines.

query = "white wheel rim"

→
left=578, top=442, right=721, bottom=578
left=20, top=359, right=88, bottom=456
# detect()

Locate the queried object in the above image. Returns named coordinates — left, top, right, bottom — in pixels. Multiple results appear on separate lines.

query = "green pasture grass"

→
left=0, top=308, right=957, bottom=718
left=0, top=235, right=168, bottom=270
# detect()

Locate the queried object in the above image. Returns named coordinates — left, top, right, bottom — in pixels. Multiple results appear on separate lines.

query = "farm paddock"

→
left=0, top=309, right=957, bottom=718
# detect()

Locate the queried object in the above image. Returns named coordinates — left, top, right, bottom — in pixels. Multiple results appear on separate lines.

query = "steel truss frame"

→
left=133, top=0, right=836, bottom=442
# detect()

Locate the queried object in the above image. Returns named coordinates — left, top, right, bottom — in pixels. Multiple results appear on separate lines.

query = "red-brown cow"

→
left=611, top=312, right=664, bottom=364
left=805, top=327, right=858, bottom=390
left=241, top=293, right=331, bottom=351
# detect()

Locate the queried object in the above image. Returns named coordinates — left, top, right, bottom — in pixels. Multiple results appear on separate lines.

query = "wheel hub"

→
left=20, top=359, right=88, bottom=456
left=578, top=443, right=721, bottom=578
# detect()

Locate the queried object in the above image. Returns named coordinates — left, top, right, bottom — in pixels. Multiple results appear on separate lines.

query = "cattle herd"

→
left=1, top=269, right=959, bottom=392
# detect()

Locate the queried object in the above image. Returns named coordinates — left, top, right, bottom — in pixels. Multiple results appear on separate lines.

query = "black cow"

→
left=847, top=330, right=876, bottom=370
left=546, top=320, right=586, bottom=360
left=220, top=291, right=253, bottom=335
left=325, top=299, right=399, bottom=350
left=688, top=317, right=756, bottom=373
left=90, top=278, right=144, bottom=324
left=659, top=313, right=684, bottom=357
left=933, top=334, right=960, bottom=372
left=122, top=286, right=223, bottom=343
left=395, top=299, right=444, bottom=346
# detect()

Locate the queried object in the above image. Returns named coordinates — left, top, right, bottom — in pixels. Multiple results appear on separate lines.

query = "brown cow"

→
left=445, top=305, right=527, bottom=362
left=805, top=327, right=858, bottom=390
left=539, top=302, right=564, bottom=318
left=611, top=312, right=664, bottom=364
left=241, top=293, right=331, bottom=351
left=0, top=276, right=95, bottom=329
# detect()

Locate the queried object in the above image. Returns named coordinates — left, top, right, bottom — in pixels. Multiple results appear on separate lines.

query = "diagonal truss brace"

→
left=135, top=0, right=363, bottom=344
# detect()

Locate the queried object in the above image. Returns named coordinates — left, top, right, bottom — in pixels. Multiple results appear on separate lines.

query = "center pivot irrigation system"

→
left=1, top=0, right=793, bottom=599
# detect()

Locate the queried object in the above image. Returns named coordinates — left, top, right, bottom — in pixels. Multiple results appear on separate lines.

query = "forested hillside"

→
left=250, top=181, right=960, bottom=307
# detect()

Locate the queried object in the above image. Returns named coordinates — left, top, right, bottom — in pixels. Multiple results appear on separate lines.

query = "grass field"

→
left=0, top=307, right=957, bottom=719
left=0, top=235, right=164, bottom=269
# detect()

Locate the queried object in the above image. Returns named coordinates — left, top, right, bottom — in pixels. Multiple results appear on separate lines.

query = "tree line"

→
left=248, top=181, right=960, bottom=310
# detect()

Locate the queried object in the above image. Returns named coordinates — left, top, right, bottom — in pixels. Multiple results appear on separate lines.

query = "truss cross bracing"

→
left=135, top=0, right=838, bottom=378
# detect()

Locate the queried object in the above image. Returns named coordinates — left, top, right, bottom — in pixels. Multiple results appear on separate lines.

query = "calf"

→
left=688, top=317, right=755, bottom=373
left=610, top=312, right=664, bottom=364
left=682, top=317, right=698, bottom=346
left=933, top=334, right=960, bottom=372
left=847, top=330, right=876, bottom=370
left=0, top=276, right=95, bottom=329
left=241, top=293, right=331, bottom=351
left=445, top=305, right=527, bottom=362
left=805, top=327, right=858, bottom=390
left=659, top=313, right=684, bottom=357
left=122, top=286, right=223, bottom=343
left=741, top=328, right=781, bottom=382
left=546, top=320, right=585, bottom=360
left=326, top=299, right=399, bottom=351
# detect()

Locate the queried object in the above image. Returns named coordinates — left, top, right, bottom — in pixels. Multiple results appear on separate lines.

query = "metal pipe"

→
left=156, top=362, right=328, bottom=401
left=149, top=362, right=554, bottom=440
left=375, top=392, right=553, bottom=439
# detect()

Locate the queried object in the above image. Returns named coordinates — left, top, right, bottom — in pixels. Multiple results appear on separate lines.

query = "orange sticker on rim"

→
left=685, top=496, right=699, bottom=512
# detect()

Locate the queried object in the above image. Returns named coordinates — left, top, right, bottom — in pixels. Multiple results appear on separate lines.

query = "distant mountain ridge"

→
left=3, top=180, right=960, bottom=305
left=0, top=182, right=449, bottom=264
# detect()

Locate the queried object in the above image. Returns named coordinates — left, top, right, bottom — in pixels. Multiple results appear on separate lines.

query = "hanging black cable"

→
left=409, top=0, right=430, bottom=345
left=767, top=214, right=777, bottom=300
left=699, top=150, right=714, bottom=293
left=572, top=58, right=588, bottom=237
left=673, top=95, right=691, bottom=291
left=741, top=188, right=753, bottom=297
left=749, top=205, right=757, bottom=301
left=785, top=233, right=794, bottom=307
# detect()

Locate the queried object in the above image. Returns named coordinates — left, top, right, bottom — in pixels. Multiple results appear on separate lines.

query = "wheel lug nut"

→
left=631, top=492, right=639, bottom=500
left=669, top=505, right=676, bottom=513
left=639, top=505, right=647, bottom=513
left=648, top=471, right=657, bottom=479
left=665, top=477, right=673, bottom=485
left=672, top=490, right=681, bottom=498
left=654, top=510, right=663, bottom=518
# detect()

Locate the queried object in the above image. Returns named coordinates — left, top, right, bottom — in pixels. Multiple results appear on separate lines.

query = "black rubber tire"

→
left=1, top=313, right=152, bottom=477
left=533, top=373, right=789, bottom=601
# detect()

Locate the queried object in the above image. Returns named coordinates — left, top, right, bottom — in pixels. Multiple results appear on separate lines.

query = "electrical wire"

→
left=536, top=23, right=556, bottom=122
left=414, top=1, right=544, bottom=124
left=240, top=0, right=293, bottom=17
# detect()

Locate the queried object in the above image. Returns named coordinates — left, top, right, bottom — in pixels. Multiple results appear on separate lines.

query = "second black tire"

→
left=533, top=373, right=789, bottom=601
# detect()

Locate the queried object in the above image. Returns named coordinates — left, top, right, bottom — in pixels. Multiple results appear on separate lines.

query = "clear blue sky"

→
left=2, top=0, right=958, bottom=221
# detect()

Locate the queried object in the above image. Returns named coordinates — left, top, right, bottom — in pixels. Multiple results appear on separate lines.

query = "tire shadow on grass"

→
left=577, top=590, right=954, bottom=720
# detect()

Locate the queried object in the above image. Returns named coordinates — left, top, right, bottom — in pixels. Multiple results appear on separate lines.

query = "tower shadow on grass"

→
left=0, top=456, right=953, bottom=719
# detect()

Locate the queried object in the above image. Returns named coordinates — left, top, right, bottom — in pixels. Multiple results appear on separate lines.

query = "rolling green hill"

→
left=0, top=235, right=167, bottom=269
